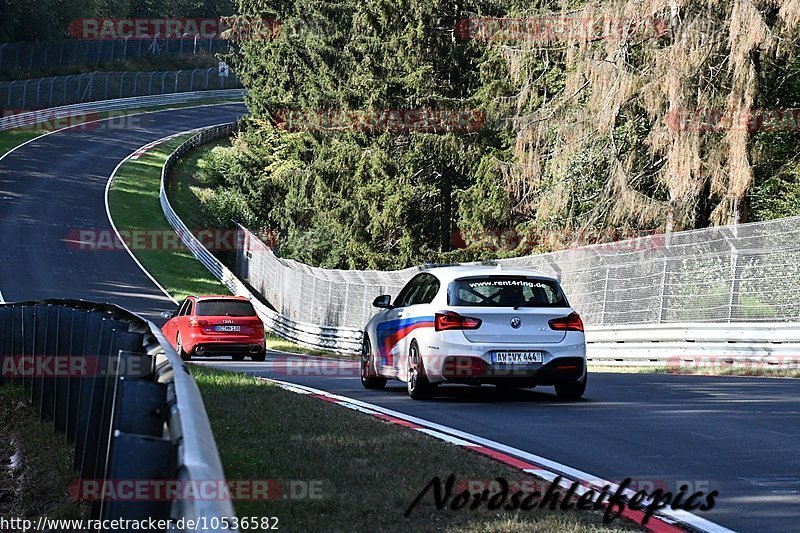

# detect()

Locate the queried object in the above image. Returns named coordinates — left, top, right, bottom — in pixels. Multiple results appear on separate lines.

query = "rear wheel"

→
left=250, top=350, right=267, bottom=362
left=360, top=336, right=386, bottom=389
left=176, top=334, right=191, bottom=362
left=407, top=341, right=434, bottom=400
left=231, top=353, right=246, bottom=361
left=555, top=375, right=586, bottom=400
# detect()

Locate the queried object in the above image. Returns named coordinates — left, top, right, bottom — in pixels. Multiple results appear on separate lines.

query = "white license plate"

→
left=493, top=351, right=543, bottom=364
left=214, top=325, right=241, bottom=332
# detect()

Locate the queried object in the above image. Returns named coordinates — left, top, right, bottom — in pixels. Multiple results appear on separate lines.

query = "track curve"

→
left=0, top=103, right=245, bottom=319
left=1, top=102, right=798, bottom=532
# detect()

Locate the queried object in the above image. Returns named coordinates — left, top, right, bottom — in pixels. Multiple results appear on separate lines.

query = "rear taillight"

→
left=435, top=311, right=482, bottom=332
left=188, top=318, right=209, bottom=328
left=548, top=312, right=584, bottom=332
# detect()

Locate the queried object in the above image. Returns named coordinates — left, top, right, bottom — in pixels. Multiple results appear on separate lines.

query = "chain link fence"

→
left=0, top=68, right=241, bottom=109
left=235, top=217, right=800, bottom=329
left=0, top=39, right=229, bottom=77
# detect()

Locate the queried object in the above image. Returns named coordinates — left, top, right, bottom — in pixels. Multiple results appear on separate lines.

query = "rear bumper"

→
left=435, top=356, right=585, bottom=386
left=420, top=332, right=586, bottom=385
left=182, top=331, right=265, bottom=355
left=191, top=342, right=265, bottom=356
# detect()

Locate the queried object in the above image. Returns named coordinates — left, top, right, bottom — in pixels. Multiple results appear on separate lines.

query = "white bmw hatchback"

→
left=360, top=265, right=587, bottom=400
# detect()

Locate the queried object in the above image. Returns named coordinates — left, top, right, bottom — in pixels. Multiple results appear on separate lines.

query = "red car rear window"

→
left=195, top=300, right=257, bottom=317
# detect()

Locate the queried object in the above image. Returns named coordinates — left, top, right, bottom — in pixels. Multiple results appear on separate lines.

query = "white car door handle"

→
left=396, top=311, right=404, bottom=317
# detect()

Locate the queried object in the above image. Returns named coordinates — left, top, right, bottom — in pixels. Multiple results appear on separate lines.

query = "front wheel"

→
left=407, top=341, right=434, bottom=400
left=555, top=375, right=586, bottom=400
left=360, top=336, right=386, bottom=389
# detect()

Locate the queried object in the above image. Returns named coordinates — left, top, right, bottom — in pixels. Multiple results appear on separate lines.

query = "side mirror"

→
left=161, top=310, right=176, bottom=319
left=372, top=294, right=392, bottom=309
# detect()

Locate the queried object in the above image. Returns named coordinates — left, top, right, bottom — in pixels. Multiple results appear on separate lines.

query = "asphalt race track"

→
left=2, top=103, right=798, bottom=533
left=196, top=356, right=800, bottom=533
left=0, top=103, right=246, bottom=320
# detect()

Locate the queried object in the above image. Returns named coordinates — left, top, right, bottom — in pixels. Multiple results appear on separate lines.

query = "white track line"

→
left=103, top=132, right=196, bottom=304
left=0, top=101, right=243, bottom=303
left=263, top=377, right=735, bottom=533
left=104, top=121, right=243, bottom=305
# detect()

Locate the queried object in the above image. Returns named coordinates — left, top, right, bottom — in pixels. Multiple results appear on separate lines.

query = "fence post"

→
left=727, top=253, right=740, bottom=322
left=48, top=78, right=55, bottom=107
left=36, top=79, right=43, bottom=108
left=161, top=72, right=167, bottom=94
left=119, top=72, right=127, bottom=98
left=658, top=258, right=669, bottom=323
left=600, top=266, right=610, bottom=325
left=21, top=80, right=31, bottom=109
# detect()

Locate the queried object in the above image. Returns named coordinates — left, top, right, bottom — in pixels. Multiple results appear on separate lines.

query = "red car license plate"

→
left=214, top=325, right=241, bottom=332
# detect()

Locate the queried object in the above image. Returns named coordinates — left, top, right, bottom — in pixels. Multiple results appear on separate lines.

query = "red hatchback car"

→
left=161, top=295, right=266, bottom=361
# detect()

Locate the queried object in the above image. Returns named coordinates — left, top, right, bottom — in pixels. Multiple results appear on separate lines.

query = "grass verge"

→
left=106, top=134, right=228, bottom=300
left=0, top=385, right=86, bottom=522
left=107, top=132, right=340, bottom=358
left=192, top=365, right=637, bottom=532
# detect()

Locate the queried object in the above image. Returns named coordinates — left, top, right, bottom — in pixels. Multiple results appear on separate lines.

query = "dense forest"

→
left=203, top=2, right=800, bottom=268
left=0, top=0, right=236, bottom=41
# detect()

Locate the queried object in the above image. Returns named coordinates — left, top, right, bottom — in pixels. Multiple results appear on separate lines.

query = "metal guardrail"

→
left=0, top=88, right=245, bottom=133
left=159, top=123, right=800, bottom=365
left=159, top=123, right=362, bottom=355
left=585, top=322, right=800, bottom=366
left=0, top=300, right=236, bottom=531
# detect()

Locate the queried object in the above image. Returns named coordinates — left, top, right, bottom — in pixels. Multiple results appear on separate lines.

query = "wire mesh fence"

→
left=0, top=68, right=241, bottom=109
left=235, top=217, right=800, bottom=329
left=0, top=39, right=229, bottom=77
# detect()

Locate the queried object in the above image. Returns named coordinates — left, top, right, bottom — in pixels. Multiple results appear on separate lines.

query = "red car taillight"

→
left=435, top=311, right=482, bottom=332
left=548, top=312, right=584, bottom=332
left=188, top=317, right=209, bottom=328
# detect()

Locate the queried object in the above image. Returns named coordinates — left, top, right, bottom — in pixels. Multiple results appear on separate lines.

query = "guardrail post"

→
left=102, top=432, right=176, bottom=522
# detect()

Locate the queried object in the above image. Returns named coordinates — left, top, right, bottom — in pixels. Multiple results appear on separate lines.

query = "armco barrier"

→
left=0, top=300, right=236, bottom=531
left=159, top=123, right=800, bottom=364
left=585, top=322, right=800, bottom=366
left=0, top=88, right=245, bottom=133
left=159, top=124, right=362, bottom=355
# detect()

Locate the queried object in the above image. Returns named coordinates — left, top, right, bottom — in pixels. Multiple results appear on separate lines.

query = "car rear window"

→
left=448, top=276, right=567, bottom=307
left=195, top=300, right=257, bottom=317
